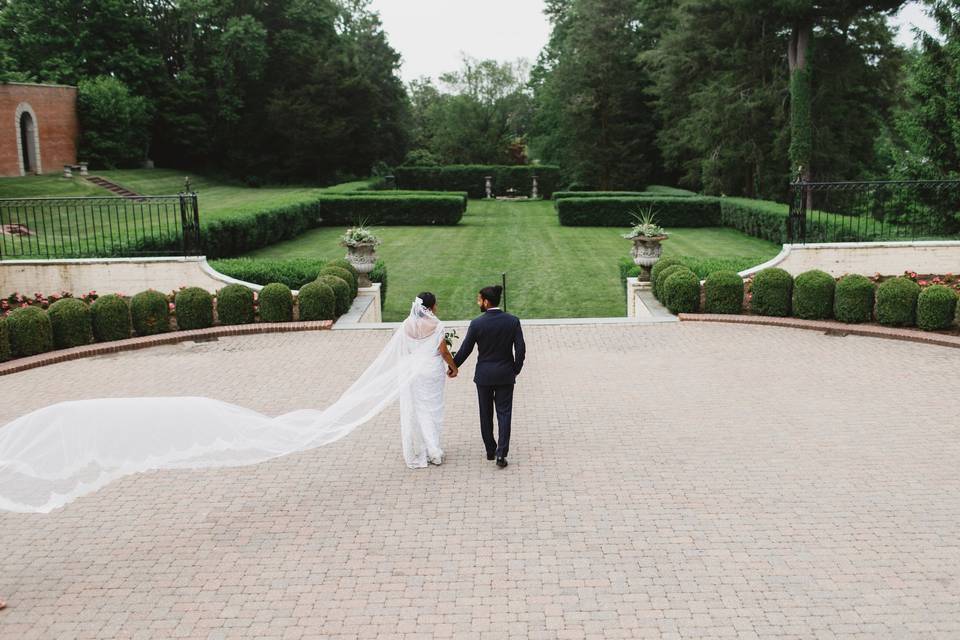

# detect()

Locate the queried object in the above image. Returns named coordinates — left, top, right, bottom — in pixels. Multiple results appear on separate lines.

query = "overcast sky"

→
left=370, top=0, right=940, bottom=85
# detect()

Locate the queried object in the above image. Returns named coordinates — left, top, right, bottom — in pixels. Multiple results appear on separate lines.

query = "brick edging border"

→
left=0, top=321, right=334, bottom=377
left=678, top=314, right=960, bottom=349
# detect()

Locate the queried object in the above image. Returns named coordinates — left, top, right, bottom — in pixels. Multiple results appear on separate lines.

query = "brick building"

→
left=0, top=82, right=79, bottom=177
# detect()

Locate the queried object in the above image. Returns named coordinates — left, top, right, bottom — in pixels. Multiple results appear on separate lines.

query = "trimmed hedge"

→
left=557, top=197, right=721, bottom=227
left=341, top=190, right=469, bottom=208
left=259, top=283, right=293, bottom=322
left=7, top=306, right=53, bottom=357
left=319, top=266, right=357, bottom=297
left=654, top=264, right=691, bottom=302
left=202, top=195, right=464, bottom=258
left=750, top=268, right=793, bottom=317
left=834, top=275, right=875, bottom=324
left=662, top=270, right=701, bottom=314
left=209, top=257, right=329, bottom=290
left=327, top=258, right=359, bottom=282
left=649, top=256, right=684, bottom=288
left=394, top=165, right=561, bottom=199
left=917, top=285, right=958, bottom=331
left=0, top=316, right=9, bottom=362
left=704, top=271, right=744, bottom=314
left=130, top=290, right=170, bottom=336
left=91, top=294, right=132, bottom=341
left=297, top=281, right=337, bottom=321
left=370, top=259, right=388, bottom=306
left=645, top=185, right=697, bottom=196
left=216, top=285, right=255, bottom=325
left=317, top=275, right=352, bottom=316
left=792, top=270, right=836, bottom=320
left=174, top=287, right=214, bottom=330
left=719, top=198, right=791, bottom=244
left=554, top=191, right=653, bottom=201
left=209, top=257, right=387, bottom=299
left=48, top=298, right=93, bottom=349
left=876, top=277, right=920, bottom=327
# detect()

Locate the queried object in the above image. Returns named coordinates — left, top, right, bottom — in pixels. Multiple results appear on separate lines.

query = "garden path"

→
left=1, top=323, right=959, bottom=639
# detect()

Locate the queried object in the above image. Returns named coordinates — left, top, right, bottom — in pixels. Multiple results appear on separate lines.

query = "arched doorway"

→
left=15, top=103, right=41, bottom=175
left=20, top=112, right=36, bottom=173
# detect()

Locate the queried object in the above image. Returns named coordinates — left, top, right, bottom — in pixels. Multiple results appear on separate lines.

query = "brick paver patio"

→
left=1, top=323, right=959, bottom=639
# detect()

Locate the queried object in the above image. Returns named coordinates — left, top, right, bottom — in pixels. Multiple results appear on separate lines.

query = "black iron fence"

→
left=0, top=193, right=200, bottom=260
left=788, top=179, right=960, bottom=244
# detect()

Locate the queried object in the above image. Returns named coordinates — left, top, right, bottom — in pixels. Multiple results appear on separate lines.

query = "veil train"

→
left=0, top=298, right=444, bottom=514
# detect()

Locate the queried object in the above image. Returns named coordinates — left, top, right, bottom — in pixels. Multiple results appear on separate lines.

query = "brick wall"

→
left=0, top=83, right=79, bottom=177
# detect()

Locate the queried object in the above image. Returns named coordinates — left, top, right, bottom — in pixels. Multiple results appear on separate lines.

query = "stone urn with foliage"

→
left=341, top=223, right=381, bottom=287
left=624, top=208, right=668, bottom=282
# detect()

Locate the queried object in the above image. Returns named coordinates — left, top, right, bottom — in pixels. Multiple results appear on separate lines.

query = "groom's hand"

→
left=447, top=366, right=458, bottom=378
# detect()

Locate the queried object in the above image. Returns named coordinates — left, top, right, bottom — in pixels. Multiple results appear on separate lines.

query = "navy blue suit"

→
left=453, top=309, right=526, bottom=458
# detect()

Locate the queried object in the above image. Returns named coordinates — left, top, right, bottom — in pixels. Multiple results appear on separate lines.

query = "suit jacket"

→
left=453, top=309, right=526, bottom=386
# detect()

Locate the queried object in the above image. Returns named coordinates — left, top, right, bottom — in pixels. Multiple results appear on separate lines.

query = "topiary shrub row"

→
left=661, top=269, right=701, bottom=314
left=202, top=195, right=464, bottom=258
left=704, top=271, right=744, bottom=314
left=0, top=269, right=365, bottom=362
left=209, top=257, right=386, bottom=298
left=750, top=268, right=794, bottom=317
left=0, top=316, right=9, bottom=362
left=394, top=165, right=562, bottom=199
left=557, top=197, right=721, bottom=228
left=918, top=285, right=958, bottom=331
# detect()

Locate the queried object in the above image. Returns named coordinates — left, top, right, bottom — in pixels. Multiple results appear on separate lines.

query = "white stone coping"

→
left=738, top=240, right=960, bottom=278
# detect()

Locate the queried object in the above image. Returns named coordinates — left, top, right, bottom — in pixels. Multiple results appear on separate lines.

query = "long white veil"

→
left=0, top=298, right=445, bottom=513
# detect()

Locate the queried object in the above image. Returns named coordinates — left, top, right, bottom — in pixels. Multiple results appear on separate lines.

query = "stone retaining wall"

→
left=741, top=241, right=960, bottom=278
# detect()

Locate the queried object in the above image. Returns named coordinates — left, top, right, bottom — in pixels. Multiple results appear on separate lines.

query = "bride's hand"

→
left=447, top=366, right=458, bottom=378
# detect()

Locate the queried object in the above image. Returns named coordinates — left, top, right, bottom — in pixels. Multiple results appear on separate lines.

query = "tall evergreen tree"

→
left=531, top=0, right=662, bottom=189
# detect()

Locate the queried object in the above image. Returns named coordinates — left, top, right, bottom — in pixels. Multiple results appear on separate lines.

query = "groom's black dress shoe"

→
left=496, top=457, right=508, bottom=468
left=486, top=453, right=495, bottom=461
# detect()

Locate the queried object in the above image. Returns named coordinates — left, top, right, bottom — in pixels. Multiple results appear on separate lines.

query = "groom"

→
left=452, top=285, right=525, bottom=468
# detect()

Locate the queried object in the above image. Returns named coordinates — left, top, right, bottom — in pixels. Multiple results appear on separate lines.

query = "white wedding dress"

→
left=0, top=298, right=447, bottom=513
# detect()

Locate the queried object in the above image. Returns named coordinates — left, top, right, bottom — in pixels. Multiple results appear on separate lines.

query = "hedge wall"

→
left=341, top=190, right=469, bottom=207
left=210, top=257, right=387, bottom=298
left=202, top=195, right=464, bottom=258
left=557, top=197, right=721, bottom=227
left=394, top=165, right=562, bottom=199
left=719, top=198, right=791, bottom=244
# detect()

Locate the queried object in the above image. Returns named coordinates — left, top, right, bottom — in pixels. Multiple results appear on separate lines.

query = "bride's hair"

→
left=417, top=292, right=437, bottom=310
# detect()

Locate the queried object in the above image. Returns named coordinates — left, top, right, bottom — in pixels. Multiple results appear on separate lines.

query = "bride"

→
left=0, top=293, right=458, bottom=513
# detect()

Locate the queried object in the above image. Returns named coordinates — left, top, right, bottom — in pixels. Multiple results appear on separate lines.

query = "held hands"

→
left=447, top=365, right=459, bottom=379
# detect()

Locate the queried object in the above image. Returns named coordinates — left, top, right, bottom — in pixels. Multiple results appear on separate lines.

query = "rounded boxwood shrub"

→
left=91, top=294, right=132, bottom=342
left=662, top=269, right=701, bottom=314
left=792, top=270, right=836, bottom=320
left=7, top=306, right=53, bottom=357
left=750, top=268, right=793, bottom=317
left=259, top=283, right=293, bottom=322
left=917, top=285, right=958, bottom=331
left=317, top=275, right=352, bottom=316
left=297, top=281, right=337, bottom=321
left=174, top=287, right=214, bottom=330
left=319, top=266, right=357, bottom=297
left=48, top=298, right=93, bottom=349
left=876, top=277, right=920, bottom=327
left=0, top=316, right=11, bottom=362
left=654, top=264, right=691, bottom=302
left=216, top=284, right=255, bottom=325
left=834, top=274, right=875, bottom=324
left=703, top=271, right=744, bottom=314
left=650, top=257, right=684, bottom=298
left=130, top=290, right=170, bottom=336
left=327, top=258, right=360, bottom=281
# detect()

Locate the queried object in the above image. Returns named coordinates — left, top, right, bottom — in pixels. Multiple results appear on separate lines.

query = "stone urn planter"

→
left=343, top=241, right=378, bottom=287
left=340, top=224, right=381, bottom=287
left=630, top=235, right=668, bottom=282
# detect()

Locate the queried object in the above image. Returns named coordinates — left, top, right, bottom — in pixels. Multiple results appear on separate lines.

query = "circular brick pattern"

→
left=1, top=323, right=959, bottom=638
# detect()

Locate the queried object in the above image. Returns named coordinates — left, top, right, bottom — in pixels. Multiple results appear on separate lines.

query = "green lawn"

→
left=245, top=199, right=780, bottom=321
left=0, top=175, right=107, bottom=198
left=0, top=169, right=370, bottom=221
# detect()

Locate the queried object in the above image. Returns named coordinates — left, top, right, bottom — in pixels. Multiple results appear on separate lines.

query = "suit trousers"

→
left=476, top=384, right=514, bottom=458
